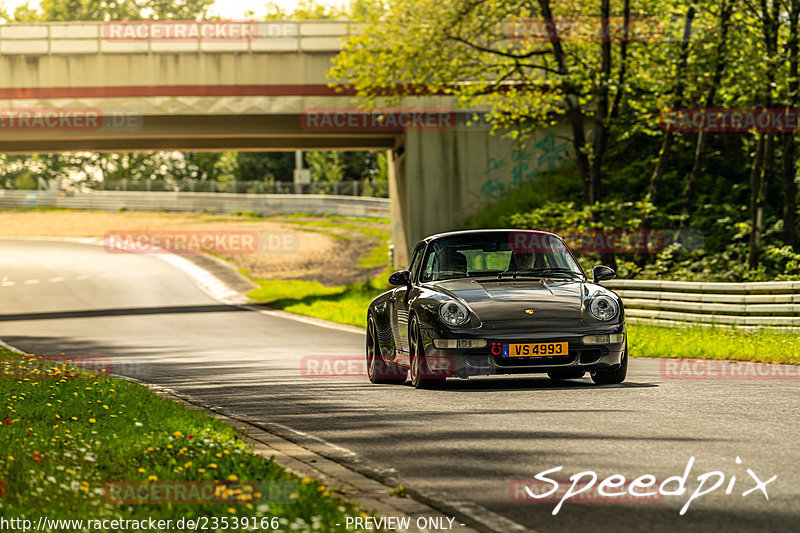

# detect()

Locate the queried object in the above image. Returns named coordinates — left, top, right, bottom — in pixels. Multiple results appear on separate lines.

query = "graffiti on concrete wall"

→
left=480, top=133, right=569, bottom=200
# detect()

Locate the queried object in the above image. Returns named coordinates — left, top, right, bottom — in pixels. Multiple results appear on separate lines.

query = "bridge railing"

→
left=1, top=179, right=388, bottom=197
left=0, top=189, right=389, bottom=218
left=604, top=279, right=800, bottom=330
left=0, top=20, right=355, bottom=54
left=97, top=178, right=388, bottom=197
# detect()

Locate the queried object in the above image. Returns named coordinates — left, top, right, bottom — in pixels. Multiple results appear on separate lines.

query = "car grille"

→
left=492, top=353, right=576, bottom=367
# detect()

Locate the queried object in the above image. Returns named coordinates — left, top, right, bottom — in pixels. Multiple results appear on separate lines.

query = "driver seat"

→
left=440, top=250, right=468, bottom=277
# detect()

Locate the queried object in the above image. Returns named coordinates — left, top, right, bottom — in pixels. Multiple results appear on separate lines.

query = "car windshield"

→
left=419, top=232, right=584, bottom=282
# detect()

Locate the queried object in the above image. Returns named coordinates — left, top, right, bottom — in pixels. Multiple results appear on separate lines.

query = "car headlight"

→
left=439, top=299, right=470, bottom=327
left=588, top=296, right=619, bottom=321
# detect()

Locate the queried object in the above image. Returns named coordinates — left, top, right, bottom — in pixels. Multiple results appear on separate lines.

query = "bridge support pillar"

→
left=392, top=123, right=571, bottom=268
left=388, top=144, right=410, bottom=269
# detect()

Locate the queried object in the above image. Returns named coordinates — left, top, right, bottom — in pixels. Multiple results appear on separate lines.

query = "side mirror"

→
left=592, top=265, right=615, bottom=284
left=388, top=270, right=412, bottom=287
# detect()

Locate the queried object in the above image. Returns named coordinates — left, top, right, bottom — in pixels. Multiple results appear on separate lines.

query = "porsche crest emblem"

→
left=524, top=309, right=534, bottom=315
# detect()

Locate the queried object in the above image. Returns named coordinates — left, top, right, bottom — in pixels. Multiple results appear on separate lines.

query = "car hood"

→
left=425, top=277, right=585, bottom=327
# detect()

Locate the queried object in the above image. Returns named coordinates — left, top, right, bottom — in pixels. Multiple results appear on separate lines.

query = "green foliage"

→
left=629, top=324, right=800, bottom=365
left=262, top=0, right=384, bottom=21
left=0, top=349, right=372, bottom=526
left=247, top=278, right=388, bottom=327
left=13, top=173, right=37, bottom=191
left=331, top=0, right=800, bottom=276
left=305, top=151, right=346, bottom=182
left=7, top=0, right=213, bottom=22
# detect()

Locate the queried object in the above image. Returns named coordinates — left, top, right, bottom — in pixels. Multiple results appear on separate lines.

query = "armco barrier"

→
left=0, top=190, right=389, bottom=218
left=604, top=279, right=800, bottom=330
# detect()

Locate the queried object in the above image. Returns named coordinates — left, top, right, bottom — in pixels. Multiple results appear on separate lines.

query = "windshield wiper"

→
left=497, top=269, right=517, bottom=279
left=527, top=268, right=583, bottom=279
left=496, top=269, right=540, bottom=279
left=497, top=268, right=582, bottom=280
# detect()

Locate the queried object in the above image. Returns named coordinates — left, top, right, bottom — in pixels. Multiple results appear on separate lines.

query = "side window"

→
left=408, top=245, right=425, bottom=283
left=421, top=250, right=437, bottom=282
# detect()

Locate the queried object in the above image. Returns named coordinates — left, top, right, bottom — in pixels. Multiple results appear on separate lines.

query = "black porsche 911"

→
left=366, top=229, right=627, bottom=388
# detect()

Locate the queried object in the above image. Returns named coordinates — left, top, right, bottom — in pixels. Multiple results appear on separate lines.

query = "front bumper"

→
left=421, top=325, right=626, bottom=378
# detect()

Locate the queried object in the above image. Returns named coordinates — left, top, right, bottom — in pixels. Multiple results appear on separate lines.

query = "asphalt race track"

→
left=1, top=239, right=798, bottom=532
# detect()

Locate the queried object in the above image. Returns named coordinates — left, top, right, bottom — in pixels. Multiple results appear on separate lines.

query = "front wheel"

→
left=366, top=315, right=406, bottom=384
left=591, top=343, right=628, bottom=385
left=409, top=317, right=445, bottom=389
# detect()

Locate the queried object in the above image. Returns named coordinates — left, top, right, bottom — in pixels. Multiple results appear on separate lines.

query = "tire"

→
left=591, top=342, right=628, bottom=385
left=547, top=369, right=586, bottom=380
left=409, top=317, right=445, bottom=389
left=366, top=315, right=406, bottom=384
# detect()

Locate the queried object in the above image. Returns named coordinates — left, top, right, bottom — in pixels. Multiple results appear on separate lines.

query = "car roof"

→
left=422, top=228, right=563, bottom=243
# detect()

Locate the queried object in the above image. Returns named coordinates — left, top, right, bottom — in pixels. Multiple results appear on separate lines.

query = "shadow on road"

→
left=0, top=304, right=247, bottom=322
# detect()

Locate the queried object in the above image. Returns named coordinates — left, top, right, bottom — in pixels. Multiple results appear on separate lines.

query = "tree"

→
left=331, top=0, right=683, bottom=208
left=781, top=0, right=800, bottom=249
left=645, top=5, right=695, bottom=205
left=306, top=151, right=345, bottom=182
left=679, top=0, right=733, bottom=228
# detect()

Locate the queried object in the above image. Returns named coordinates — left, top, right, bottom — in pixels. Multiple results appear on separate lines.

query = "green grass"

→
left=247, top=278, right=386, bottom=328
left=276, top=216, right=391, bottom=269
left=242, top=215, right=391, bottom=319
left=248, top=278, right=800, bottom=365
left=0, top=349, right=374, bottom=529
left=282, top=213, right=390, bottom=225
left=628, top=323, right=800, bottom=365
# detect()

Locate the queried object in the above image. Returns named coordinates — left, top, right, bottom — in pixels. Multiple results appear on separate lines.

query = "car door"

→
left=391, top=243, right=425, bottom=359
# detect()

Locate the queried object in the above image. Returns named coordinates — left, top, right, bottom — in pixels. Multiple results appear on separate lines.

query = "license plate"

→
left=503, top=342, right=568, bottom=357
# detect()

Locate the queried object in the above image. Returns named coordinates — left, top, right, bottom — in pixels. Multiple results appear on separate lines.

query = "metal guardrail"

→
left=0, top=190, right=389, bottom=218
left=604, top=279, right=800, bottom=330
left=0, top=20, right=355, bottom=55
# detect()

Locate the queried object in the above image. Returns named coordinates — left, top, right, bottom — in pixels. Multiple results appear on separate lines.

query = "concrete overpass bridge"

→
left=0, top=20, right=570, bottom=265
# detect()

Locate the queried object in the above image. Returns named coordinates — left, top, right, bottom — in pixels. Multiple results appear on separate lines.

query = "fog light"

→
left=582, top=334, right=624, bottom=345
left=433, top=339, right=487, bottom=349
